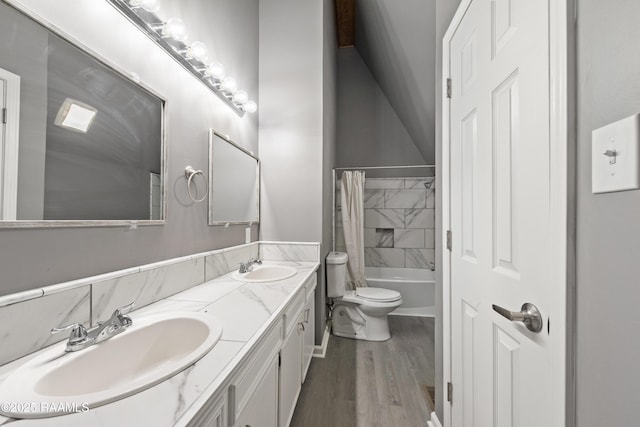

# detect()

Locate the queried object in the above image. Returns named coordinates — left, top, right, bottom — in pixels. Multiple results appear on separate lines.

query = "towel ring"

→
left=184, top=166, right=208, bottom=203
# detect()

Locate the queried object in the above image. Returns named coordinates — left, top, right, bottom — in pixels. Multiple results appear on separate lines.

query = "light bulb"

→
left=221, top=77, right=237, bottom=94
left=243, top=100, right=257, bottom=114
left=129, top=0, right=160, bottom=13
left=205, top=62, right=225, bottom=81
left=162, top=18, right=188, bottom=42
left=187, top=41, right=208, bottom=62
left=233, top=90, right=249, bottom=104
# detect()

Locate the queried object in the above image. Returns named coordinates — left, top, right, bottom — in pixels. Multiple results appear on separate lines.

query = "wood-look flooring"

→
left=291, top=316, right=435, bottom=427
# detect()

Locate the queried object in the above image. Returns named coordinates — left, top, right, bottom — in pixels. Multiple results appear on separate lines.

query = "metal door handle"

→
left=492, top=303, right=543, bottom=333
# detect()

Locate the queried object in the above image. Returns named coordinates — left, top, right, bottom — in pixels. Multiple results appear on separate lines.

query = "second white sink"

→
left=232, top=265, right=297, bottom=282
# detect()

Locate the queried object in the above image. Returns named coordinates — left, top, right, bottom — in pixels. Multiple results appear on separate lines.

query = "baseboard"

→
left=312, top=324, right=330, bottom=358
left=427, top=411, right=443, bottom=427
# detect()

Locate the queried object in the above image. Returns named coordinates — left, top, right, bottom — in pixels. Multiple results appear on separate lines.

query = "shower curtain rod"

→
left=334, top=165, right=435, bottom=171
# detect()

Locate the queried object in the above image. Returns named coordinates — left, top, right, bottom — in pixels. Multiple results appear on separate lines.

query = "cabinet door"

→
left=279, top=316, right=303, bottom=427
left=302, top=294, right=315, bottom=382
left=235, top=355, right=279, bottom=427
left=187, top=393, right=226, bottom=427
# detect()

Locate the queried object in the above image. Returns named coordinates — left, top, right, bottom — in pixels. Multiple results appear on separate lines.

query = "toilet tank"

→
left=326, top=252, right=348, bottom=298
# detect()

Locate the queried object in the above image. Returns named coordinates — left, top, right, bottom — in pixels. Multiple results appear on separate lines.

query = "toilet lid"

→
left=355, top=287, right=401, bottom=302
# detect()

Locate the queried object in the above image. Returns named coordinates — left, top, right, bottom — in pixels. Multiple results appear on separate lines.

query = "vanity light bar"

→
left=106, top=0, right=257, bottom=116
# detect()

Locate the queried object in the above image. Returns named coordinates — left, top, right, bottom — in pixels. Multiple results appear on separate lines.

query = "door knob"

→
left=492, top=303, right=543, bottom=333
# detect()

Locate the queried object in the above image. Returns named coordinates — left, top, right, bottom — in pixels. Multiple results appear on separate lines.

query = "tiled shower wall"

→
left=335, top=177, right=435, bottom=269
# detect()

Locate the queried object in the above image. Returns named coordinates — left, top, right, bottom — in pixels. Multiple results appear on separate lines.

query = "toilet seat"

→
left=340, top=287, right=401, bottom=304
left=356, top=287, right=401, bottom=302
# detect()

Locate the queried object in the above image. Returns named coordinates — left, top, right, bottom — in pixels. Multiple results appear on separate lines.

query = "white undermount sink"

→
left=232, top=265, right=297, bottom=283
left=0, top=311, right=222, bottom=419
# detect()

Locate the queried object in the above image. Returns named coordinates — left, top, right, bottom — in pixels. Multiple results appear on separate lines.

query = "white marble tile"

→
left=363, top=228, right=376, bottom=248
left=365, top=248, right=405, bottom=268
left=394, top=229, right=425, bottom=249
left=0, top=286, right=90, bottom=366
left=200, top=267, right=312, bottom=342
left=406, top=249, right=435, bottom=269
left=167, top=278, right=244, bottom=304
left=363, top=189, right=385, bottom=208
left=41, top=267, right=141, bottom=297
left=132, top=299, right=209, bottom=317
left=425, top=229, right=435, bottom=249
left=205, top=244, right=259, bottom=281
left=364, top=178, right=404, bottom=189
left=200, top=288, right=274, bottom=342
left=426, top=188, right=436, bottom=208
left=259, top=243, right=319, bottom=262
left=405, top=208, right=435, bottom=229
left=364, top=208, right=404, bottom=228
left=92, top=258, right=205, bottom=324
left=385, top=189, right=427, bottom=209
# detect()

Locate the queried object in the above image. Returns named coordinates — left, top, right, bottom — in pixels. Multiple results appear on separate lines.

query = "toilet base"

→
left=331, top=303, right=391, bottom=342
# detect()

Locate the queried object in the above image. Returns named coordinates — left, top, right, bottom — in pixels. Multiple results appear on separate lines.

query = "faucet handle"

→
left=114, top=301, right=135, bottom=317
left=51, top=323, right=88, bottom=343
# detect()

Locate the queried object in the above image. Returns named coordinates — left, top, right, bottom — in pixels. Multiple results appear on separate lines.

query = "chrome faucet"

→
left=238, top=257, right=262, bottom=274
left=52, top=302, right=135, bottom=352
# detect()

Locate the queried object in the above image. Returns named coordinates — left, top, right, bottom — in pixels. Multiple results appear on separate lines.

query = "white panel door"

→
left=448, top=0, right=565, bottom=426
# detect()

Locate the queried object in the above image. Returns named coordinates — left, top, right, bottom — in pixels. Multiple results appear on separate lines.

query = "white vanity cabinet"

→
left=187, top=271, right=318, bottom=427
left=280, top=273, right=317, bottom=427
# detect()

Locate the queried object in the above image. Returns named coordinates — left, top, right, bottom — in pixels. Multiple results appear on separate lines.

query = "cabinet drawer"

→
left=230, top=319, right=283, bottom=422
left=283, top=291, right=304, bottom=337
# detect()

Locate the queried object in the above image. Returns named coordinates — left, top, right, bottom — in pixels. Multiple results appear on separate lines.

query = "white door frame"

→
left=440, top=0, right=576, bottom=426
left=0, top=67, right=21, bottom=220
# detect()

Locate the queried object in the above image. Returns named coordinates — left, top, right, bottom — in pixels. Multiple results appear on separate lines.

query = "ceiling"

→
left=336, top=0, right=436, bottom=164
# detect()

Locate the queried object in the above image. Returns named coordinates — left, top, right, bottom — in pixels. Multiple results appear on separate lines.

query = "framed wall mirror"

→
left=0, top=0, right=166, bottom=228
left=209, top=130, right=259, bottom=226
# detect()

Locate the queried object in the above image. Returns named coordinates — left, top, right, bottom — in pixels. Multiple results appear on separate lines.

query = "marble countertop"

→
left=0, top=260, right=319, bottom=427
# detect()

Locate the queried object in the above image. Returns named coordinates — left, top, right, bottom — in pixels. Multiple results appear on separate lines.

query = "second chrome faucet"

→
left=238, top=257, right=262, bottom=274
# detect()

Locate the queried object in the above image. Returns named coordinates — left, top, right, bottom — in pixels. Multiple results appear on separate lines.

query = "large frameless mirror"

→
left=208, top=130, right=259, bottom=226
left=0, top=0, right=166, bottom=227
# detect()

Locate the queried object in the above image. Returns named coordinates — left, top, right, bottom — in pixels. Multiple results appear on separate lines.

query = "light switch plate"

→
left=592, top=113, right=640, bottom=194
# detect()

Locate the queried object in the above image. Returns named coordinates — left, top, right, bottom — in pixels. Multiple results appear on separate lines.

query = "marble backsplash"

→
left=336, top=177, right=435, bottom=269
left=0, top=241, right=318, bottom=367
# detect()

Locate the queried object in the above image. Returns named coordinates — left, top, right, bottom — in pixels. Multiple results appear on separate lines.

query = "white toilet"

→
left=327, top=252, right=402, bottom=341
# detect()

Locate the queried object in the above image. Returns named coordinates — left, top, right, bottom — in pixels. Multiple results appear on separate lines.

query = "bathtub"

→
left=365, top=267, right=435, bottom=317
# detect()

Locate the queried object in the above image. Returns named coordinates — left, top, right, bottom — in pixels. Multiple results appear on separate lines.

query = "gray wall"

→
left=354, top=0, right=437, bottom=163
left=576, top=0, right=640, bottom=425
left=0, top=0, right=258, bottom=296
left=336, top=47, right=425, bottom=169
left=0, top=5, right=48, bottom=220
left=259, top=0, right=336, bottom=344
left=321, top=0, right=338, bottom=343
left=434, top=0, right=461, bottom=420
